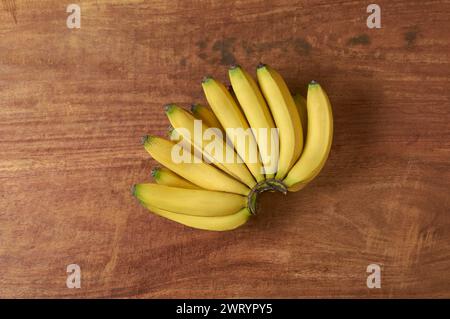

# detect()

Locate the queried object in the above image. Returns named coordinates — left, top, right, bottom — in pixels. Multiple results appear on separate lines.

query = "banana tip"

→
left=130, top=184, right=137, bottom=197
left=151, top=167, right=160, bottom=179
left=229, top=64, right=240, bottom=70
left=141, top=135, right=151, bottom=145
left=202, top=75, right=213, bottom=84
left=190, top=103, right=199, bottom=113
left=309, top=80, right=319, bottom=86
left=256, top=62, right=266, bottom=70
left=164, top=103, right=176, bottom=114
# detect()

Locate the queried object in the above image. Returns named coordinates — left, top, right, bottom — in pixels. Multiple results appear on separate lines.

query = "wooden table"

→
left=1, top=0, right=449, bottom=298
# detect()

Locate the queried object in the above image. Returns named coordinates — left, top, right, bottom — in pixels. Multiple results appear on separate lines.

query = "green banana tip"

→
left=229, top=64, right=241, bottom=71
left=151, top=167, right=161, bottom=179
left=164, top=103, right=177, bottom=114
left=141, top=135, right=153, bottom=146
left=190, top=103, right=199, bottom=113
left=201, top=75, right=213, bottom=84
left=130, top=184, right=137, bottom=197
left=309, top=80, right=320, bottom=87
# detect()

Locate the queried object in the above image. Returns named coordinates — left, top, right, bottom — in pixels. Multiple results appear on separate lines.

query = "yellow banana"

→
left=151, top=166, right=199, bottom=189
left=190, top=103, right=224, bottom=132
left=134, top=65, right=335, bottom=231
left=133, top=183, right=246, bottom=216
left=257, top=64, right=303, bottom=179
left=284, top=82, right=333, bottom=191
left=165, top=104, right=256, bottom=188
left=229, top=65, right=278, bottom=179
left=141, top=202, right=251, bottom=231
left=202, top=77, right=265, bottom=182
left=293, top=93, right=308, bottom=139
left=142, top=135, right=250, bottom=195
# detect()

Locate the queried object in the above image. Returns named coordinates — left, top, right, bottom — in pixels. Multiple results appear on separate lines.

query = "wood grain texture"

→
left=1, top=0, right=449, bottom=298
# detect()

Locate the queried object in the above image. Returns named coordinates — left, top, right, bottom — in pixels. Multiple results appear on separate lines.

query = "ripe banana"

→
left=141, top=202, right=251, bottom=231
left=134, top=64, right=333, bottom=231
left=165, top=104, right=256, bottom=188
left=229, top=65, right=278, bottom=179
left=284, top=82, right=333, bottom=191
left=257, top=64, right=303, bottom=179
left=142, top=135, right=250, bottom=195
left=191, top=103, right=224, bottom=132
left=202, top=77, right=265, bottom=182
left=133, top=183, right=246, bottom=216
left=293, top=93, right=307, bottom=139
left=152, top=166, right=199, bottom=189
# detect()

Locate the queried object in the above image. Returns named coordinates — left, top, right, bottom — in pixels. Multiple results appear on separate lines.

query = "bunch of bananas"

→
left=132, top=64, right=333, bottom=231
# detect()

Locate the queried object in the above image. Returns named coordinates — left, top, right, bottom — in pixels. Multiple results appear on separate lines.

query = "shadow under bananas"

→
left=244, top=77, right=384, bottom=234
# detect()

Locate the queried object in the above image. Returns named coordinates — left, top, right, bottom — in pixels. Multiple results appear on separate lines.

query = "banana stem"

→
left=247, top=179, right=288, bottom=215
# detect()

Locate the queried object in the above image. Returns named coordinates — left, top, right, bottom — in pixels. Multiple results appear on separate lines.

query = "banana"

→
left=202, top=77, right=265, bottom=182
left=257, top=64, right=303, bottom=179
left=141, top=202, right=251, bottom=231
left=133, top=183, right=246, bottom=216
left=191, top=103, right=224, bottom=132
left=151, top=166, right=199, bottom=189
left=165, top=104, right=256, bottom=188
left=134, top=65, right=334, bottom=231
left=229, top=65, right=278, bottom=179
left=284, top=82, right=333, bottom=191
left=142, top=135, right=250, bottom=195
left=293, top=93, right=308, bottom=139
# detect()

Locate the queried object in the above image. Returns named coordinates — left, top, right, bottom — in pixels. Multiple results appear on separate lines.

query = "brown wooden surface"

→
left=1, top=0, right=450, bottom=298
